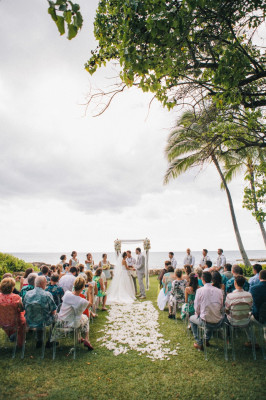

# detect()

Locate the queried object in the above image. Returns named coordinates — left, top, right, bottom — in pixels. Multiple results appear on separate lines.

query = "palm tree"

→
left=164, top=108, right=251, bottom=266
left=223, top=149, right=266, bottom=247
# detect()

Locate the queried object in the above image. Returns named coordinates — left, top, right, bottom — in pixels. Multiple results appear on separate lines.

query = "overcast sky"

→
left=0, top=0, right=265, bottom=252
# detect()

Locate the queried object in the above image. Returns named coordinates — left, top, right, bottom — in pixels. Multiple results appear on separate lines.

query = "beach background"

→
left=10, top=249, right=266, bottom=269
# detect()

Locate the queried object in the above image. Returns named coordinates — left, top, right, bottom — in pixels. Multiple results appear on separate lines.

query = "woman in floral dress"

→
left=168, top=269, right=187, bottom=318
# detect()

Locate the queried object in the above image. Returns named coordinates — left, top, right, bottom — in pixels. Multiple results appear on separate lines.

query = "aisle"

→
left=97, top=301, right=180, bottom=360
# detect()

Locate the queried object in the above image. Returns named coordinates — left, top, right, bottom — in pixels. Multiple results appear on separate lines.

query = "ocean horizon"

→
left=8, top=249, right=266, bottom=269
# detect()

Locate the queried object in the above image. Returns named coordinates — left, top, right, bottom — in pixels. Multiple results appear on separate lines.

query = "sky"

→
left=0, top=0, right=265, bottom=253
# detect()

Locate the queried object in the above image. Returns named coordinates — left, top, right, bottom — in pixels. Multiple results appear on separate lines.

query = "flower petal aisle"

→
left=97, top=301, right=180, bottom=360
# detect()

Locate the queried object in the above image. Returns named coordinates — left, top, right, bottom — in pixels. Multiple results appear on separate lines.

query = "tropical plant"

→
left=164, top=108, right=251, bottom=266
left=224, top=150, right=266, bottom=246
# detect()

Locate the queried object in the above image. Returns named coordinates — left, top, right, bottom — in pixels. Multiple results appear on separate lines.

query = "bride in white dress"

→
left=107, top=252, right=136, bottom=304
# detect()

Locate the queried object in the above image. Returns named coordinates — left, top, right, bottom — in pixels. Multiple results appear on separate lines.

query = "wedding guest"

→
left=69, top=251, right=79, bottom=267
left=93, top=268, right=107, bottom=311
left=225, top=275, right=253, bottom=326
left=157, top=266, right=175, bottom=311
left=199, top=249, right=210, bottom=268
left=85, top=270, right=98, bottom=318
left=20, top=273, right=38, bottom=301
left=38, top=265, right=51, bottom=283
left=51, top=276, right=93, bottom=350
left=169, top=252, right=177, bottom=269
left=3, top=273, right=20, bottom=295
left=249, top=264, right=262, bottom=291
left=127, top=250, right=137, bottom=294
left=203, top=260, right=213, bottom=271
left=78, top=264, right=87, bottom=280
left=183, top=265, right=192, bottom=282
left=85, top=253, right=94, bottom=271
left=216, top=249, right=226, bottom=272
left=222, top=264, right=233, bottom=282
left=195, top=267, right=204, bottom=287
left=23, top=276, right=56, bottom=348
left=59, top=266, right=78, bottom=293
left=19, top=268, right=34, bottom=291
left=46, top=274, right=64, bottom=307
left=0, top=277, right=26, bottom=348
left=226, top=265, right=249, bottom=294
left=183, top=248, right=195, bottom=269
left=159, top=261, right=171, bottom=288
left=190, top=271, right=224, bottom=350
left=211, top=271, right=225, bottom=297
left=168, top=269, right=187, bottom=318
left=250, top=269, right=266, bottom=322
left=59, top=255, right=67, bottom=267
left=181, top=273, right=199, bottom=320
left=99, top=254, right=111, bottom=280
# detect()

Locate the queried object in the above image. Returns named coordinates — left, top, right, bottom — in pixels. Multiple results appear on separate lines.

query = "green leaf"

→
left=68, top=24, right=78, bottom=40
left=56, top=16, right=65, bottom=35
left=48, top=6, right=57, bottom=22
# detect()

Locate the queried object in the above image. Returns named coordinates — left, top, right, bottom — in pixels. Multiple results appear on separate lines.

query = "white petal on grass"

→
left=97, top=301, right=180, bottom=361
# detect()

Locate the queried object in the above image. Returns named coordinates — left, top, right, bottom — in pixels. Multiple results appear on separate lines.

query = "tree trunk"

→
left=212, top=155, right=251, bottom=267
left=248, top=164, right=266, bottom=247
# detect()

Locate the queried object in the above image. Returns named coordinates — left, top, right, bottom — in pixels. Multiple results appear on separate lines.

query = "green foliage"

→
left=0, top=252, right=36, bottom=279
left=243, top=165, right=266, bottom=223
left=239, top=263, right=266, bottom=277
left=47, top=0, right=83, bottom=40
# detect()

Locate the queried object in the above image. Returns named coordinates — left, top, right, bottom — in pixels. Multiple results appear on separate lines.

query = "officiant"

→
left=126, top=250, right=137, bottom=294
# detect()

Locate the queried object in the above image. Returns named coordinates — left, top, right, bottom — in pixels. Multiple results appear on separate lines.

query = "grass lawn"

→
left=0, top=276, right=265, bottom=400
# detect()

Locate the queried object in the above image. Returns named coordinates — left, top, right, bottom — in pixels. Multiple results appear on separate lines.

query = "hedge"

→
left=0, top=252, right=38, bottom=279
left=239, top=263, right=266, bottom=277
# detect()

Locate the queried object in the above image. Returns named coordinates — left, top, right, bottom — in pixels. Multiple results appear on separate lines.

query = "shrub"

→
left=0, top=252, right=38, bottom=279
left=239, top=263, right=266, bottom=277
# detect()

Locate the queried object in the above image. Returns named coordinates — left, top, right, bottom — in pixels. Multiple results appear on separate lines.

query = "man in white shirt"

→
left=183, top=248, right=195, bottom=269
left=190, top=271, right=224, bottom=350
left=169, top=252, right=177, bottom=269
left=127, top=250, right=137, bottom=294
left=216, top=249, right=226, bottom=272
left=199, top=249, right=211, bottom=268
left=59, top=266, right=78, bottom=292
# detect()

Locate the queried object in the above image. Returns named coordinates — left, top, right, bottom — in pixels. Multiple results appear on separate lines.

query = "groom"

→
left=135, top=247, right=146, bottom=299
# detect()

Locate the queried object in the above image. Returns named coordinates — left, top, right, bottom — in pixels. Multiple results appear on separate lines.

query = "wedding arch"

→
left=114, top=238, right=151, bottom=290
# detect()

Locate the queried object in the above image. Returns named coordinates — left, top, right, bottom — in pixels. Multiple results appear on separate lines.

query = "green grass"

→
left=0, top=277, right=265, bottom=400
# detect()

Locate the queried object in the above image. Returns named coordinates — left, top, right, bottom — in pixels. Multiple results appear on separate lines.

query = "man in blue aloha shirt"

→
left=20, top=273, right=38, bottom=301
left=226, top=265, right=249, bottom=294
left=45, top=274, right=64, bottom=307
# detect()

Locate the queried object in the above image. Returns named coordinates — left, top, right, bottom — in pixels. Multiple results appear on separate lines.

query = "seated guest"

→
left=203, top=260, right=213, bottom=271
left=51, top=276, right=93, bottom=350
left=225, top=275, right=253, bottom=326
left=23, top=276, right=56, bottom=348
left=3, top=273, right=20, bottom=295
left=59, top=266, right=78, bottom=293
left=0, top=278, right=26, bottom=348
left=211, top=271, right=225, bottom=296
left=168, top=269, right=187, bottom=318
left=38, top=265, right=51, bottom=282
left=250, top=269, right=266, bottom=322
left=157, top=266, right=175, bottom=311
left=78, top=264, right=87, bottom=280
left=183, top=265, right=192, bottom=282
left=222, top=263, right=233, bottom=284
left=195, top=267, right=204, bottom=287
left=20, top=273, right=38, bottom=301
left=249, top=264, right=262, bottom=291
left=226, top=265, right=249, bottom=294
left=159, top=261, right=171, bottom=288
left=19, top=268, right=34, bottom=291
left=46, top=274, right=64, bottom=307
left=190, top=271, right=224, bottom=350
left=93, top=268, right=107, bottom=311
left=181, top=273, right=199, bottom=320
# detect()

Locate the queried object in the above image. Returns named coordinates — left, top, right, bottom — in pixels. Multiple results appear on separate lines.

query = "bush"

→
left=239, top=263, right=266, bottom=277
left=0, top=252, right=37, bottom=279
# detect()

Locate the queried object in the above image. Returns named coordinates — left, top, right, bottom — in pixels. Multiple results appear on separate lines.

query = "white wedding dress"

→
left=106, top=256, right=136, bottom=305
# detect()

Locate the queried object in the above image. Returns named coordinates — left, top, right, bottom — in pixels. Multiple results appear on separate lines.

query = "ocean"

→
left=9, top=250, right=266, bottom=269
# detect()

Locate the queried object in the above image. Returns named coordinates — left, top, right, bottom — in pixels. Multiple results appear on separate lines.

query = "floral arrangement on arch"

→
left=114, top=239, right=121, bottom=253
left=143, top=238, right=151, bottom=251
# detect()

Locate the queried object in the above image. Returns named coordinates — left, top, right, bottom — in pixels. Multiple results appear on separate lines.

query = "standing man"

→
left=127, top=250, right=137, bottom=295
left=216, top=249, right=226, bottom=272
left=183, top=248, right=195, bottom=269
left=169, top=252, right=177, bottom=269
left=135, top=247, right=146, bottom=299
left=199, top=249, right=210, bottom=268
